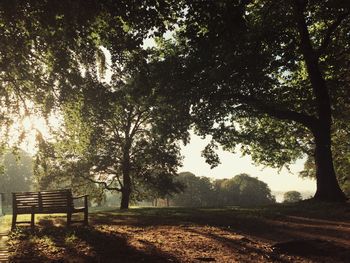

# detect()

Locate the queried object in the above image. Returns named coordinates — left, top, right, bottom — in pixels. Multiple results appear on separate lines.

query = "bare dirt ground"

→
left=6, top=201, right=350, bottom=262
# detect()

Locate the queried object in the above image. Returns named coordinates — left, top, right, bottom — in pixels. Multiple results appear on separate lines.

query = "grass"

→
left=0, top=215, right=11, bottom=233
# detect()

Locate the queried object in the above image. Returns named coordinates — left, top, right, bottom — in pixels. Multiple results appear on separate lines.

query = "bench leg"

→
left=67, top=212, right=72, bottom=226
left=83, top=195, right=88, bottom=225
left=31, top=212, right=35, bottom=229
left=84, top=208, right=88, bottom=225
left=11, top=213, right=17, bottom=231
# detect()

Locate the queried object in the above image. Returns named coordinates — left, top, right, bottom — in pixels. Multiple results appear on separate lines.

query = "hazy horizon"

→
left=179, top=132, right=316, bottom=194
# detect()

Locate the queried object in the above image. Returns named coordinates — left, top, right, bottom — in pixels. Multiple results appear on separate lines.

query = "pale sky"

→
left=179, top=132, right=316, bottom=194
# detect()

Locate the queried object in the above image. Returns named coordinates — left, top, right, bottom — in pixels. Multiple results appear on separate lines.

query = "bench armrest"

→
left=72, top=195, right=88, bottom=200
left=72, top=195, right=88, bottom=209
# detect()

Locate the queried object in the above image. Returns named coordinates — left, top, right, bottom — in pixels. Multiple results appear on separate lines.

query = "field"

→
left=2, top=201, right=350, bottom=262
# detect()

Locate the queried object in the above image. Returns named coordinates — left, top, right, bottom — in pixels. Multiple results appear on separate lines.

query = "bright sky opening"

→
left=179, top=132, right=316, bottom=198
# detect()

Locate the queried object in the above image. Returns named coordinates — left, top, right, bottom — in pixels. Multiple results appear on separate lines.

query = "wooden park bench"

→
left=12, top=189, right=88, bottom=230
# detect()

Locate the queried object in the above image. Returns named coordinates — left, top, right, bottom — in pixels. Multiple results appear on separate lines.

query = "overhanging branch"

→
left=235, top=94, right=318, bottom=129
left=317, top=11, right=350, bottom=57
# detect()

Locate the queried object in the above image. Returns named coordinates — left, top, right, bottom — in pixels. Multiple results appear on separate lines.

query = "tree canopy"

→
left=34, top=49, right=185, bottom=209
left=155, top=0, right=350, bottom=201
left=0, top=0, right=181, bottom=146
left=0, top=1, right=184, bottom=208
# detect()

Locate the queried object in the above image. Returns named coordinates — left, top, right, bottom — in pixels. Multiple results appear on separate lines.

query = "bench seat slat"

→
left=42, top=198, right=69, bottom=202
left=16, top=198, right=38, bottom=201
left=16, top=205, right=40, bottom=209
left=42, top=202, right=69, bottom=206
left=16, top=202, right=39, bottom=205
left=41, top=193, right=69, bottom=196
left=41, top=195, right=68, bottom=198
left=42, top=202, right=69, bottom=205
left=14, top=193, right=38, bottom=196
left=41, top=198, right=69, bottom=202
left=41, top=209, right=71, bottom=213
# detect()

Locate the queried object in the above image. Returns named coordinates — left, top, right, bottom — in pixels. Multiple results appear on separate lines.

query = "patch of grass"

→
left=0, top=214, right=11, bottom=232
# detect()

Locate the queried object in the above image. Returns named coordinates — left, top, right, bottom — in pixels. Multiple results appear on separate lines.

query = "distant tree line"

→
left=283, top=191, right=303, bottom=203
left=171, top=172, right=276, bottom=207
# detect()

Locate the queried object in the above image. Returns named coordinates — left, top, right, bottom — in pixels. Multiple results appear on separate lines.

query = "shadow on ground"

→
left=9, top=220, right=179, bottom=263
left=7, top=201, right=350, bottom=262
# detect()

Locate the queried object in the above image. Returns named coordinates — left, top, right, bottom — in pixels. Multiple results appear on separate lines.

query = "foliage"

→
left=283, top=191, right=303, bottom=203
left=0, top=1, right=189, bottom=209
left=172, top=172, right=214, bottom=207
left=0, top=0, right=182, bottom=147
left=0, top=149, right=33, bottom=205
left=213, top=174, right=276, bottom=206
left=172, top=172, right=275, bottom=207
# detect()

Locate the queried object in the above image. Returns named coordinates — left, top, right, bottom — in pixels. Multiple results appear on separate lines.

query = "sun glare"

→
left=9, top=113, right=62, bottom=155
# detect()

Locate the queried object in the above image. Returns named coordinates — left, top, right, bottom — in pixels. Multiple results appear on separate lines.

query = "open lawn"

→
left=2, top=201, right=350, bottom=262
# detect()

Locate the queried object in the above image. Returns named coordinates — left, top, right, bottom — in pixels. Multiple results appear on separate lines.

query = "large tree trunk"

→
left=293, top=0, right=347, bottom=202
left=313, top=127, right=347, bottom=201
left=120, top=187, right=131, bottom=209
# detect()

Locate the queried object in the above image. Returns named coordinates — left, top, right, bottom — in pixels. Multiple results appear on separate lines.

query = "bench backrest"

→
left=13, top=189, right=74, bottom=214
left=13, top=192, right=40, bottom=213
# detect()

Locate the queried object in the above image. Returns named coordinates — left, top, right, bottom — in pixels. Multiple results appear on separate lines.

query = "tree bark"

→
left=312, top=126, right=347, bottom=201
left=120, top=187, right=131, bottom=209
left=120, top=165, right=131, bottom=209
left=119, top=111, right=134, bottom=210
left=120, top=139, right=132, bottom=209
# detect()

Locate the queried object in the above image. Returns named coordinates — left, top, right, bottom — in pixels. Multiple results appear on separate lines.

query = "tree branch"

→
left=235, top=94, right=318, bottom=129
left=292, top=0, right=332, bottom=125
left=80, top=174, right=121, bottom=192
left=317, top=11, right=350, bottom=57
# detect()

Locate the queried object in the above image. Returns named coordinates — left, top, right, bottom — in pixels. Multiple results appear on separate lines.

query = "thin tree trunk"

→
left=120, top=146, right=132, bottom=209
left=119, top=112, right=134, bottom=210
left=120, top=168, right=131, bottom=209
